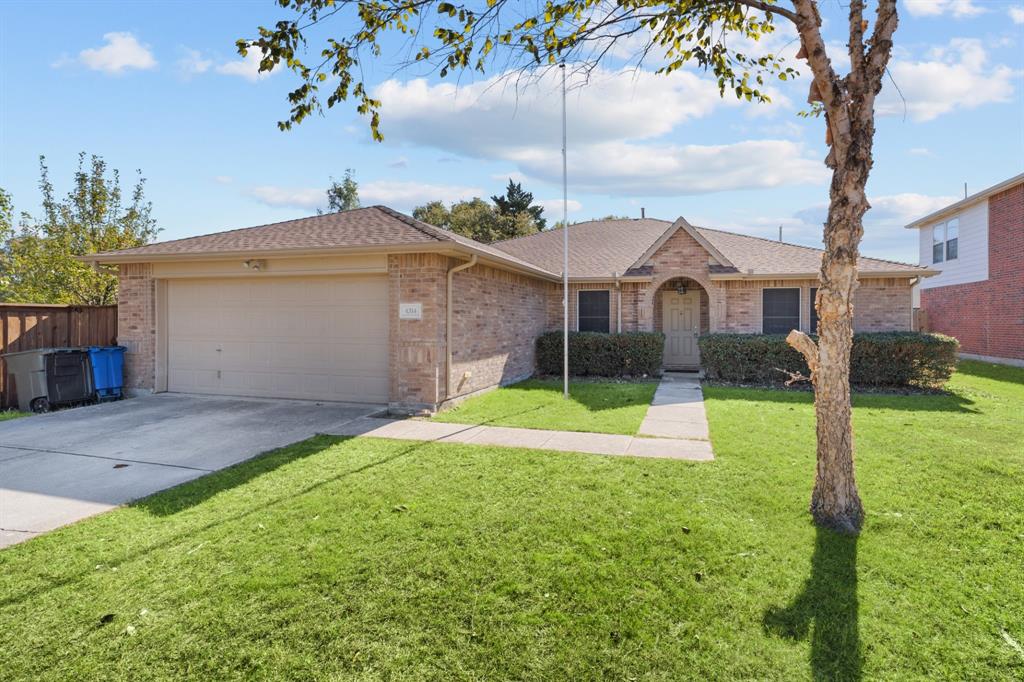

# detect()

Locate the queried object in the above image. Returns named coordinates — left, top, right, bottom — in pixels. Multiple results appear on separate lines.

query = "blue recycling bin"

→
left=87, top=346, right=126, bottom=400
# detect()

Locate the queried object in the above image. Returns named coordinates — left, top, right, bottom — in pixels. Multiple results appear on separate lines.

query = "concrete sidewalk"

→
left=326, top=414, right=714, bottom=461
left=638, top=372, right=710, bottom=442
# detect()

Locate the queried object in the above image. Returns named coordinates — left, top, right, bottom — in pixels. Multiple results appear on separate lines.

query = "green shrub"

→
left=699, top=332, right=959, bottom=388
left=536, top=331, right=664, bottom=377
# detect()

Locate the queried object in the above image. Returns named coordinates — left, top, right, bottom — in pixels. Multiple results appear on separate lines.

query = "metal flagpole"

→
left=560, top=63, right=569, bottom=400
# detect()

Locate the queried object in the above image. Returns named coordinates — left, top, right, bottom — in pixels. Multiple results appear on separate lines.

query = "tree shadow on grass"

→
left=705, top=383, right=978, bottom=414
left=0, top=435, right=430, bottom=609
left=763, top=528, right=861, bottom=681
left=509, top=378, right=660, bottom=413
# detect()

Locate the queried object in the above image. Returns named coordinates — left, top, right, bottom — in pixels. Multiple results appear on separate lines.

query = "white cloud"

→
left=216, top=51, right=273, bottom=82
left=538, top=198, right=583, bottom=215
left=513, top=139, right=827, bottom=196
left=248, top=180, right=484, bottom=212
left=788, top=193, right=958, bottom=262
left=374, top=66, right=812, bottom=196
left=905, top=0, right=987, bottom=18
left=176, top=48, right=211, bottom=79
left=1009, top=6, right=1024, bottom=24
left=213, top=175, right=233, bottom=184
left=59, top=32, right=157, bottom=74
left=249, top=186, right=323, bottom=210
left=360, top=181, right=483, bottom=208
left=908, top=148, right=932, bottom=156
left=879, top=39, right=1018, bottom=121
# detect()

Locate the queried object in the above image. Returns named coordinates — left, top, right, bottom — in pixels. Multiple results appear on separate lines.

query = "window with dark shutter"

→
left=762, top=288, right=800, bottom=334
left=578, top=290, right=610, bottom=333
left=809, top=287, right=819, bottom=335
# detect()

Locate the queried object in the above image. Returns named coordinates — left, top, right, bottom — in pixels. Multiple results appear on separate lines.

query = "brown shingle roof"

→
left=491, top=218, right=672, bottom=278
left=693, top=226, right=929, bottom=276
left=492, top=218, right=930, bottom=278
left=92, top=205, right=554, bottom=276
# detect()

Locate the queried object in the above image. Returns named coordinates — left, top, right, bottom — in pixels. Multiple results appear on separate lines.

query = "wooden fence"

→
left=1, top=304, right=118, bottom=409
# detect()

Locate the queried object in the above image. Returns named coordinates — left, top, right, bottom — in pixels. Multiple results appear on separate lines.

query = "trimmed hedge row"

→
left=699, top=332, right=959, bottom=388
left=536, top=331, right=664, bottom=377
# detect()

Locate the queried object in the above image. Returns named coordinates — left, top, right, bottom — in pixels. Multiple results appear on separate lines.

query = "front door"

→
left=663, top=290, right=701, bottom=369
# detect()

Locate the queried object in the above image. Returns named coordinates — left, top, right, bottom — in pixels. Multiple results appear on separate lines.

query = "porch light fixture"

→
left=675, top=283, right=688, bottom=295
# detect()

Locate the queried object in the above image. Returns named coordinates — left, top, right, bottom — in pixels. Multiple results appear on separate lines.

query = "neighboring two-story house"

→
left=907, top=173, right=1024, bottom=366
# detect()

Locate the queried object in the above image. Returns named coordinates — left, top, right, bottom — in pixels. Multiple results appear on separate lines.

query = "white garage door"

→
left=166, top=275, right=389, bottom=403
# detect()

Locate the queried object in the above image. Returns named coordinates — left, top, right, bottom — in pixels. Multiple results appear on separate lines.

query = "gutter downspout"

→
left=446, top=255, right=478, bottom=400
left=614, top=272, right=622, bottom=333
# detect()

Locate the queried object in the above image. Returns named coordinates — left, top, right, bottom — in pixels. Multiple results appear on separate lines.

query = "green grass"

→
left=431, top=378, right=659, bottom=434
left=0, top=361, right=1021, bottom=680
left=0, top=410, right=29, bottom=422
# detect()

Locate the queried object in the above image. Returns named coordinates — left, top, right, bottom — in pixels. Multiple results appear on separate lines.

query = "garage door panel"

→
left=167, top=276, right=388, bottom=403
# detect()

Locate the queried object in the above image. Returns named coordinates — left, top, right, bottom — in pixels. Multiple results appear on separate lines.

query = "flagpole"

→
left=560, top=62, right=569, bottom=400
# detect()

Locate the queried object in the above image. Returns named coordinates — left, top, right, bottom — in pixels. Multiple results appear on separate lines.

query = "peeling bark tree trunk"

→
left=785, top=0, right=898, bottom=534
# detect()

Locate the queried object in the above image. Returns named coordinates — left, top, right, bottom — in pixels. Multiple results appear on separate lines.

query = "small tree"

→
left=412, top=200, right=451, bottom=228
left=0, top=154, right=158, bottom=305
left=238, top=0, right=902, bottom=533
left=492, top=179, right=546, bottom=230
left=325, top=168, right=360, bottom=212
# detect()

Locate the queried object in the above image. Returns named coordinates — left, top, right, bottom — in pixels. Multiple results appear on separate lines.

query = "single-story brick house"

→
left=89, top=207, right=934, bottom=413
left=907, top=172, right=1023, bottom=366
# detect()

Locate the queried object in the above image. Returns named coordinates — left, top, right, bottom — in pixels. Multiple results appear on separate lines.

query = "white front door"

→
left=166, top=275, right=389, bottom=403
left=663, top=290, right=701, bottom=369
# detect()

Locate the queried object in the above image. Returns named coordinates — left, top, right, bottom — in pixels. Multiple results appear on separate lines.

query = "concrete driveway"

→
left=0, top=394, right=382, bottom=548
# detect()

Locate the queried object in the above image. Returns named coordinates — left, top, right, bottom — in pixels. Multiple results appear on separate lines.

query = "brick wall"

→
left=854, top=278, right=913, bottom=332
left=117, top=263, right=156, bottom=392
left=450, top=264, right=551, bottom=398
left=921, top=184, right=1024, bottom=360
left=545, top=282, right=623, bottom=332
left=388, top=253, right=448, bottom=412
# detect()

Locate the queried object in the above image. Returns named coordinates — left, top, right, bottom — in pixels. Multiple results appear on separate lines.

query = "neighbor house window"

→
left=762, top=288, right=800, bottom=334
left=932, top=217, right=959, bottom=263
left=945, top=218, right=958, bottom=260
left=577, top=290, right=610, bottom=333
left=932, top=225, right=944, bottom=263
left=809, top=287, right=819, bottom=335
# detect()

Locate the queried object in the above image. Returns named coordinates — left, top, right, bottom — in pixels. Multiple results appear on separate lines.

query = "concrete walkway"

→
left=638, top=372, right=711, bottom=442
left=326, top=375, right=715, bottom=462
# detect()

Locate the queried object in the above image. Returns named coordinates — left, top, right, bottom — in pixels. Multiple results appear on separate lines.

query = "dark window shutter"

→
left=578, top=290, right=610, bottom=333
left=809, top=287, right=819, bottom=335
left=762, top=288, right=800, bottom=335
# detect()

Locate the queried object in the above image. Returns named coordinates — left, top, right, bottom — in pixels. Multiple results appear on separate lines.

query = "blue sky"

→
left=1, top=0, right=1021, bottom=264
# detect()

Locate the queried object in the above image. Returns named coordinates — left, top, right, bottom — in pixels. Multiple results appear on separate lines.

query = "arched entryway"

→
left=641, top=272, right=722, bottom=370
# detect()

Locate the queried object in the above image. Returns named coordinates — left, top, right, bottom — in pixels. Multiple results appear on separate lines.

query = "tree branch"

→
left=786, top=330, right=819, bottom=379
left=732, top=0, right=799, bottom=24
left=790, top=0, right=849, bottom=157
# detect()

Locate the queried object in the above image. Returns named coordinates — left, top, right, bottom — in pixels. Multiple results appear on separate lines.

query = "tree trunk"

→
left=805, top=164, right=868, bottom=534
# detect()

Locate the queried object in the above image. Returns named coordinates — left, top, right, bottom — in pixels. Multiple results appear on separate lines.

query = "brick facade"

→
left=449, top=264, right=551, bottom=398
left=921, top=184, right=1024, bottom=360
left=117, top=263, right=157, bottom=393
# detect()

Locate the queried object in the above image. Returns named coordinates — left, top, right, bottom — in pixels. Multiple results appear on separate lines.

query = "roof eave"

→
left=81, top=242, right=561, bottom=282
left=709, top=269, right=937, bottom=280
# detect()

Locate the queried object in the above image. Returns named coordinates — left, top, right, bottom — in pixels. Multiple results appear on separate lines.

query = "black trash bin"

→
left=45, top=349, right=93, bottom=408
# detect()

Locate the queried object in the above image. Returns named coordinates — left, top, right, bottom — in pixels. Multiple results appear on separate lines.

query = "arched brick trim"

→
left=641, top=271, right=723, bottom=332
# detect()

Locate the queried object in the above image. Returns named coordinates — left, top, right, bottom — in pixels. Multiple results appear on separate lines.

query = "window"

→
left=577, top=290, right=610, bottom=333
left=945, top=218, right=958, bottom=260
left=932, top=225, right=944, bottom=263
left=932, top=217, right=959, bottom=263
left=762, top=288, right=800, bottom=334
left=809, top=287, right=819, bottom=335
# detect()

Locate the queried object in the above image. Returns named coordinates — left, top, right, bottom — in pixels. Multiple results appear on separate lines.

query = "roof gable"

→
left=629, top=217, right=733, bottom=271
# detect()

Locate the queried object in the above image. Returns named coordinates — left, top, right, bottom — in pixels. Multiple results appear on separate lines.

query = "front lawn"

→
left=431, top=378, right=659, bottom=434
left=0, top=361, right=1021, bottom=679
